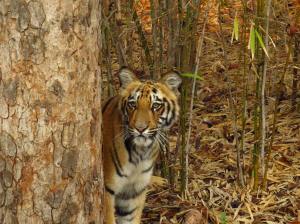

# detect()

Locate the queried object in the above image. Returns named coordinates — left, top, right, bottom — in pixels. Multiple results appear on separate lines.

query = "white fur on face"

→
left=133, top=136, right=153, bottom=147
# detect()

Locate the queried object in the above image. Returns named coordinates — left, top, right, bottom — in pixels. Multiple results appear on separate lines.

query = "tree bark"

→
left=0, top=0, right=103, bottom=223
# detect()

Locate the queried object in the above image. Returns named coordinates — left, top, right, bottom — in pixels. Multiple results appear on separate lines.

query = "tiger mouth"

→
left=134, top=135, right=154, bottom=147
left=130, top=131, right=157, bottom=145
left=132, top=132, right=156, bottom=139
left=126, top=128, right=158, bottom=146
left=136, top=135, right=146, bottom=139
left=134, top=135, right=154, bottom=142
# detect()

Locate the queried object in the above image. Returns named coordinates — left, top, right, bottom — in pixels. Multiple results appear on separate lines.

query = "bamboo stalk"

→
left=101, top=9, right=116, bottom=96
left=239, top=0, right=249, bottom=187
left=150, top=0, right=160, bottom=79
left=179, top=78, right=188, bottom=194
left=176, top=0, right=183, bottom=68
left=179, top=1, right=193, bottom=196
left=158, top=1, right=164, bottom=74
left=218, top=2, right=244, bottom=186
left=128, top=0, right=154, bottom=77
left=252, top=0, right=265, bottom=190
left=253, top=67, right=260, bottom=190
left=102, top=1, right=128, bottom=67
left=103, top=30, right=115, bottom=97
left=103, top=10, right=128, bottom=66
left=291, top=37, right=300, bottom=110
left=263, top=40, right=293, bottom=188
left=181, top=2, right=210, bottom=196
left=188, top=1, right=202, bottom=70
left=260, top=0, right=272, bottom=181
left=178, top=1, right=192, bottom=195
left=167, top=0, right=175, bottom=68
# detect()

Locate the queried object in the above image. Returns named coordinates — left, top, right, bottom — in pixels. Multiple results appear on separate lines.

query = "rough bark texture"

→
left=0, top=0, right=103, bottom=223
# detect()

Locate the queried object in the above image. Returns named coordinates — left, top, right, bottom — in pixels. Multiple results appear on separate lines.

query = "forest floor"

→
left=142, top=17, right=300, bottom=224
left=101, top=1, right=300, bottom=223
left=144, top=70, right=300, bottom=223
left=103, top=48, right=300, bottom=224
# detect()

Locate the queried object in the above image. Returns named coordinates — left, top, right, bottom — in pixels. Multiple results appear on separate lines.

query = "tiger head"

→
left=118, top=68, right=182, bottom=147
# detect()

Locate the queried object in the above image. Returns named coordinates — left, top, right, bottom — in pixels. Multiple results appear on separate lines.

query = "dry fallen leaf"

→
left=184, top=209, right=207, bottom=224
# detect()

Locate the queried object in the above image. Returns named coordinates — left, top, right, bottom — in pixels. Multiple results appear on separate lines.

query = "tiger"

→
left=102, top=67, right=181, bottom=224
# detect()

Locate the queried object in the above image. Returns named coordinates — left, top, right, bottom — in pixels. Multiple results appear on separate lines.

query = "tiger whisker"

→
left=154, top=134, right=164, bottom=148
left=113, top=130, right=128, bottom=141
left=157, top=131, right=167, bottom=142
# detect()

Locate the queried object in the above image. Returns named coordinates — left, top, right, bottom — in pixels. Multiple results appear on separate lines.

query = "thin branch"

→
left=101, top=8, right=128, bottom=66
left=263, top=39, right=293, bottom=188
left=218, top=2, right=244, bottom=186
left=118, top=5, right=178, bottom=38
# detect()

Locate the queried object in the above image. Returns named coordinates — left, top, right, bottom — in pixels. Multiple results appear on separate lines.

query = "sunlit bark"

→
left=0, top=0, right=103, bottom=223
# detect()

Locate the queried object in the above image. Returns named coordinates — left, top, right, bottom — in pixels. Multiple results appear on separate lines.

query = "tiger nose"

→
left=135, top=123, right=148, bottom=133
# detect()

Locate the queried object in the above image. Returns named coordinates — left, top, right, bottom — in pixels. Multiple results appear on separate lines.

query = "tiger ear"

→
left=119, top=67, right=138, bottom=88
left=160, top=72, right=182, bottom=92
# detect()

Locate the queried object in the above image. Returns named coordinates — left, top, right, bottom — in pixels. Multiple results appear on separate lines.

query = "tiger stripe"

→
left=103, top=68, right=181, bottom=224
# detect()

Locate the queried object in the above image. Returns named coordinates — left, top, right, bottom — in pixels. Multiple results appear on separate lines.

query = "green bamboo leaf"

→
left=249, top=25, right=256, bottom=59
left=255, top=29, right=269, bottom=58
left=181, top=73, right=203, bottom=80
left=234, top=13, right=239, bottom=41
left=220, top=212, right=227, bottom=224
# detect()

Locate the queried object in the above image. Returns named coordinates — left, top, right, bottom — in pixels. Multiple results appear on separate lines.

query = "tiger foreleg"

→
left=132, top=191, right=147, bottom=224
left=115, top=191, right=147, bottom=224
left=105, top=192, right=116, bottom=224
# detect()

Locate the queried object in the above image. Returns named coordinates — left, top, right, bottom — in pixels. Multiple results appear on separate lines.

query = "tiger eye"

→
left=152, top=102, right=162, bottom=111
left=127, top=101, right=136, bottom=109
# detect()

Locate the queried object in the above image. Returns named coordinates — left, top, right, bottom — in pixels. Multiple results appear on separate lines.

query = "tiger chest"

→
left=114, top=159, right=154, bottom=197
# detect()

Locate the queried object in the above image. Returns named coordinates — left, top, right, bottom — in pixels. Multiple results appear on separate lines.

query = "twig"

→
left=101, top=8, right=128, bottom=66
left=263, top=39, right=293, bottom=188
left=118, top=5, right=179, bottom=39
left=218, top=2, right=244, bottom=186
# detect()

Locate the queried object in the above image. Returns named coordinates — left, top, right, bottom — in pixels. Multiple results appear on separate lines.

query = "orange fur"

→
left=102, top=68, right=181, bottom=224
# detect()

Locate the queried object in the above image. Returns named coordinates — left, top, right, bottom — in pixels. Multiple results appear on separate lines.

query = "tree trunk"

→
left=0, top=0, right=103, bottom=223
